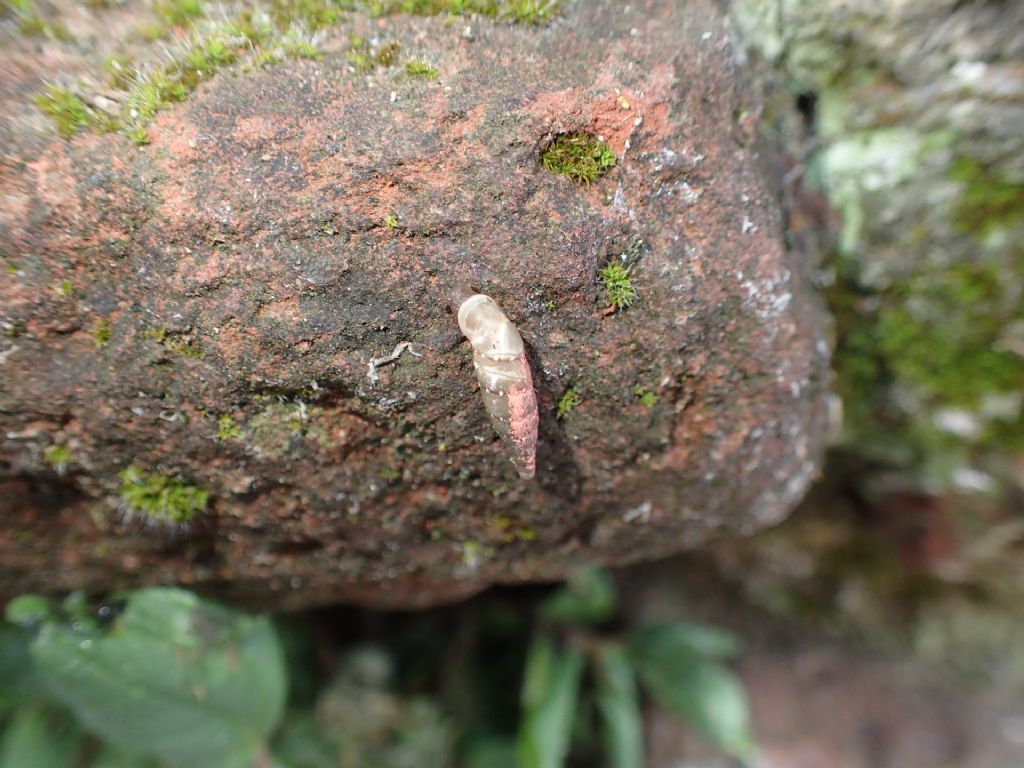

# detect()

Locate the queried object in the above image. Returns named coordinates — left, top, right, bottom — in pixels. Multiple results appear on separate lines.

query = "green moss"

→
left=632, top=385, right=656, bottom=407
left=104, top=55, right=138, bottom=91
left=53, top=279, right=75, bottom=299
left=125, top=77, right=185, bottom=123
left=5, top=0, right=71, bottom=38
left=367, top=0, right=558, bottom=24
left=376, top=40, right=401, bottom=66
left=92, top=318, right=113, bottom=347
left=128, top=126, right=150, bottom=146
left=154, top=0, right=203, bottom=27
left=541, top=132, right=616, bottom=184
left=31, top=0, right=552, bottom=145
left=35, top=85, right=91, bottom=139
left=144, top=326, right=168, bottom=343
left=404, top=59, right=437, bottom=78
left=347, top=37, right=401, bottom=72
left=144, top=326, right=202, bottom=356
left=949, top=157, right=1024, bottom=237
left=556, top=387, right=580, bottom=420
left=248, top=400, right=321, bottom=457
left=216, top=414, right=240, bottom=441
left=280, top=35, right=321, bottom=60
left=828, top=253, right=1024, bottom=459
left=266, top=0, right=353, bottom=30
left=598, top=262, right=636, bottom=309
left=170, top=340, right=203, bottom=356
left=384, top=213, right=399, bottom=229
left=877, top=263, right=1022, bottom=406
left=118, top=466, right=209, bottom=523
left=44, top=444, right=72, bottom=471
left=501, top=0, right=557, bottom=23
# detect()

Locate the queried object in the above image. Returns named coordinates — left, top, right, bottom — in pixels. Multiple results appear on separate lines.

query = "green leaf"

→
left=539, top=568, right=617, bottom=627
left=461, top=735, right=518, bottom=768
left=270, top=713, right=338, bottom=768
left=30, top=588, right=286, bottom=768
left=595, top=643, right=645, bottom=768
left=3, top=595, right=50, bottom=627
left=630, top=629, right=753, bottom=759
left=629, top=622, right=742, bottom=660
left=90, top=745, right=159, bottom=768
left=0, top=705, right=81, bottom=768
left=517, top=635, right=584, bottom=768
left=0, top=628, right=47, bottom=709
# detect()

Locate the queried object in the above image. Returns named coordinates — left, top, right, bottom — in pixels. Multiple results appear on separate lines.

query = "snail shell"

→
left=458, top=294, right=538, bottom=479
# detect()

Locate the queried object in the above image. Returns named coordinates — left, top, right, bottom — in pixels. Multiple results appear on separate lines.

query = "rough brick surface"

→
left=0, top=0, right=830, bottom=608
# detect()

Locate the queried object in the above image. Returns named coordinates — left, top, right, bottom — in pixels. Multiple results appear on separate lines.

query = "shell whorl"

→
left=457, top=294, right=538, bottom=479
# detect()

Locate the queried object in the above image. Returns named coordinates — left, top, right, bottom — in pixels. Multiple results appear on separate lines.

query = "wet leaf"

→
left=539, top=568, right=617, bottom=627
left=90, top=745, right=159, bottom=768
left=629, top=622, right=742, bottom=660
left=630, top=626, right=752, bottom=759
left=30, top=588, right=286, bottom=768
left=595, top=643, right=644, bottom=768
left=461, top=735, right=518, bottom=768
left=0, top=705, right=81, bottom=768
left=517, top=635, right=584, bottom=768
left=3, top=595, right=50, bottom=628
left=0, top=628, right=46, bottom=709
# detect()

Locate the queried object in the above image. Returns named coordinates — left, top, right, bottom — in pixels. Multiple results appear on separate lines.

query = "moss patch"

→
left=877, top=263, right=1023, bottom=407
left=368, top=0, right=558, bottom=24
left=34, top=86, right=91, bottom=139
left=829, top=257, right=1024, bottom=459
left=598, top=262, right=636, bottom=310
left=118, top=466, right=209, bottom=523
left=347, top=37, right=401, bottom=72
left=404, top=59, right=437, bottom=78
left=33, top=0, right=558, bottom=143
left=92, top=318, right=113, bottom=348
left=556, top=387, right=580, bottom=420
left=216, top=414, right=240, bottom=441
left=633, top=385, right=656, bottom=407
left=949, top=157, right=1024, bottom=237
left=43, top=444, right=72, bottom=472
left=144, top=326, right=203, bottom=357
left=4, top=0, right=70, bottom=38
left=541, top=132, right=616, bottom=184
left=154, top=0, right=204, bottom=27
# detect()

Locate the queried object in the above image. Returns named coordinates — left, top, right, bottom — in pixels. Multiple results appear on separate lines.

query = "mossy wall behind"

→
left=732, top=0, right=1024, bottom=494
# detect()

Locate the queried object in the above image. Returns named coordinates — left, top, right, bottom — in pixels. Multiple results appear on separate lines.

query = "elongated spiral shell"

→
left=458, top=294, right=539, bottom=479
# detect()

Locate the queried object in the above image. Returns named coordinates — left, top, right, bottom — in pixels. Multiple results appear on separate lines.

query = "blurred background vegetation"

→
left=2, top=572, right=755, bottom=768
